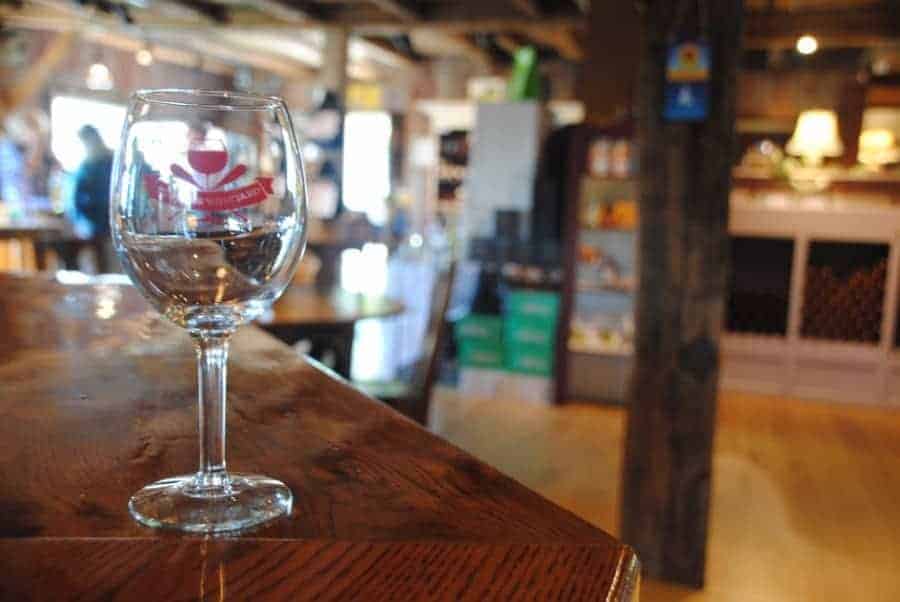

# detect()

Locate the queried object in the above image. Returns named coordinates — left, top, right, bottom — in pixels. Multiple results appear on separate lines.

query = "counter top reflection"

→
left=0, top=273, right=638, bottom=600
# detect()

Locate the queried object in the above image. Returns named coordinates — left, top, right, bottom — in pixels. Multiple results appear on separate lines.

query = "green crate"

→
left=458, top=340, right=505, bottom=369
left=506, top=290, right=560, bottom=322
left=504, top=344, right=555, bottom=376
left=455, top=314, right=503, bottom=344
left=504, top=315, right=557, bottom=348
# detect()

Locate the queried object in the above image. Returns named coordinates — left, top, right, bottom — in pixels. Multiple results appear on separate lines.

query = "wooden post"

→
left=621, top=0, right=743, bottom=588
left=320, top=26, right=350, bottom=103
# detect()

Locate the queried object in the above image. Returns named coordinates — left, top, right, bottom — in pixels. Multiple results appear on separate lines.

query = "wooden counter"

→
left=0, top=274, right=639, bottom=600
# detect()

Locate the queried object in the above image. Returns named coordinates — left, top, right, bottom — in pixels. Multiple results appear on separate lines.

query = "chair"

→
left=358, top=261, right=456, bottom=425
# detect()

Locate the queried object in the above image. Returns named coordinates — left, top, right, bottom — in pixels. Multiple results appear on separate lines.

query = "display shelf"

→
left=576, top=282, right=635, bottom=295
left=568, top=342, right=633, bottom=357
left=583, top=174, right=635, bottom=184
left=580, top=225, right=636, bottom=233
left=556, top=122, right=638, bottom=403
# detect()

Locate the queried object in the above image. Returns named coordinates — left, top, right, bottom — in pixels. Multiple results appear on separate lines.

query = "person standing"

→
left=71, top=125, right=117, bottom=272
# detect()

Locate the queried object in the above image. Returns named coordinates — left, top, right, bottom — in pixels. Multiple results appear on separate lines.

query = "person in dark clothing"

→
left=71, top=125, right=117, bottom=271
left=72, top=125, right=113, bottom=237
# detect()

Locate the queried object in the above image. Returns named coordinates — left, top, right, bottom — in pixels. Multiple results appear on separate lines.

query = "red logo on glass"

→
left=144, top=145, right=272, bottom=211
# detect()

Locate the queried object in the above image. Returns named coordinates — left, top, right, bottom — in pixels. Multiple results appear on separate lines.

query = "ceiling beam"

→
left=233, top=0, right=321, bottom=24
left=508, top=0, right=540, bottom=19
left=446, top=34, right=496, bottom=68
left=493, top=34, right=523, bottom=57
left=744, top=6, right=898, bottom=49
left=523, top=27, right=583, bottom=61
left=9, top=4, right=586, bottom=36
left=1, top=30, right=75, bottom=119
left=355, top=36, right=421, bottom=67
left=349, top=16, right=586, bottom=36
left=367, top=0, right=422, bottom=22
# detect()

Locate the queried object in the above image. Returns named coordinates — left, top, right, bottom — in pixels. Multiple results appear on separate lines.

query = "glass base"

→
left=128, top=472, right=292, bottom=533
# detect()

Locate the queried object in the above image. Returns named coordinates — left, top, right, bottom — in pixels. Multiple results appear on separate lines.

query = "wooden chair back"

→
left=399, top=261, right=456, bottom=424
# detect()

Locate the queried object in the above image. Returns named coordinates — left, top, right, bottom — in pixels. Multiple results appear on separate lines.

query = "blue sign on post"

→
left=663, top=41, right=710, bottom=122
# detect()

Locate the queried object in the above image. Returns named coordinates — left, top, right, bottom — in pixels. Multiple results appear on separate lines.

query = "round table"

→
left=0, top=215, right=96, bottom=271
left=256, top=285, right=404, bottom=377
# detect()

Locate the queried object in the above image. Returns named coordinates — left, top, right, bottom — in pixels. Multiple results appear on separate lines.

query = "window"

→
left=342, top=111, right=392, bottom=224
left=50, top=96, right=126, bottom=172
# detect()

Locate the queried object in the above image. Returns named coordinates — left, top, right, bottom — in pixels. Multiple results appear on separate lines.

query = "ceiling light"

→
left=86, top=62, right=113, bottom=90
left=796, top=35, right=818, bottom=56
left=135, top=48, right=153, bottom=67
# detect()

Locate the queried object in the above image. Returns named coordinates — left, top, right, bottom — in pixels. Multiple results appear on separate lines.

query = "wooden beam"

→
left=355, top=36, right=420, bottom=67
left=80, top=28, right=234, bottom=75
left=367, top=0, right=422, bottom=22
left=509, top=0, right=541, bottom=19
left=524, top=27, right=583, bottom=61
left=350, top=16, right=587, bottom=36
left=2, top=3, right=311, bottom=80
left=621, top=0, right=743, bottom=589
left=237, top=0, right=320, bottom=24
left=494, top=34, right=524, bottom=57
left=1, top=30, right=75, bottom=119
left=5, top=4, right=585, bottom=36
left=446, top=34, right=496, bottom=68
left=744, top=6, right=898, bottom=49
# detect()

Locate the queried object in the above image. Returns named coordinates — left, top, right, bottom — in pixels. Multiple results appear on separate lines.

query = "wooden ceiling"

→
left=1, top=0, right=896, bottom=82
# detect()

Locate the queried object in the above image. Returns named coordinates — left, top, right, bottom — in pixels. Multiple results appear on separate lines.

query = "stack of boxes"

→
left=455, top=289, right=560, bottom=404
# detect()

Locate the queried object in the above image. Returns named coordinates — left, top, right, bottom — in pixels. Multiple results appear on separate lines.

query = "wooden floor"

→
left=431, top=390, right=900, bottom=601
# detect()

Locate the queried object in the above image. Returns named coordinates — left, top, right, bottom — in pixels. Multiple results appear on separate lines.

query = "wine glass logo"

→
left=188, top=141, right=229, bottom=180
left=144, top=140, right=273, bottom=212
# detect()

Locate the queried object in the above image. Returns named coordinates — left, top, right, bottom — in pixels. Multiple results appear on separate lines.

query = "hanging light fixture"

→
left=135, top=46, right=154, bottom=67
left=85, top=62, right=114, bottom=90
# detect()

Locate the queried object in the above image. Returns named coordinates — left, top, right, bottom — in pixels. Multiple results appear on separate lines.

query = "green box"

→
left=504, top=315, right=557, bottom=348
left=506, top=290, right=560, bottom=322
left=504, top=344, right=555, bottom=376
left=455, top=314, right=503, bottom=344
left=458, top=340, right=505, bottom=369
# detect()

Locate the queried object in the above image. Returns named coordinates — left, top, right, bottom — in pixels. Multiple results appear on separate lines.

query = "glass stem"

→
left=193, top=332, right=230, bottom=492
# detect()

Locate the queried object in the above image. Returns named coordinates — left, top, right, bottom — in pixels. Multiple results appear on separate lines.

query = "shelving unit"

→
left=721, top=195, right=900, bottom=406
left=555, top=122, right=637, bottom=404
left=558, top=151, right=900, bottom=406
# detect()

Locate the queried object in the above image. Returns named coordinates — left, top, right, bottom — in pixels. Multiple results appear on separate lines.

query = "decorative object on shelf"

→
left=589, top=138, right=613, bottom=177
left=739, top=139, right=784, bottom=175
left=858, top=129, right=900, bottom=171
left=507, top=46, right=540, bottom=101
left=784, top=109, right=844, bottom=193
left=786, top=110, right=843, bottom=167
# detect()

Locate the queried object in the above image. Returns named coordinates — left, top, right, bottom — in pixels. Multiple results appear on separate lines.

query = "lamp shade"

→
left=858, top=128, right=899, bottom=169
left=786, top=109, right=843, bottom=165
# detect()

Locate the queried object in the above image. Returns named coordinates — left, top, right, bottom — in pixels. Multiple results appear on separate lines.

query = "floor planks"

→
left=431, top=390, right=900, bottom=601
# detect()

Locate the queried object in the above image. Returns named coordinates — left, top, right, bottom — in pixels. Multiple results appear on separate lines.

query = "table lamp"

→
left=786, top=109, right=844, bottom=166
left=858, top=129, right=899, bottom=171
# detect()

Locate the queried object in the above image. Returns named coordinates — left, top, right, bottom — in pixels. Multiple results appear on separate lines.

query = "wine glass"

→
left=110, top=89, right=307, bottom=533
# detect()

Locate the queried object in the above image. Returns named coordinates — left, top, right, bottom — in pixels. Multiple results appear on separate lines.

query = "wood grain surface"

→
left=0, top=539, right=638, bottom=602
left=0, top=274, right=637, bottom=600
left=622, top=0, right=742, bottom=588
left=259, top=285, right=404, bottom=328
